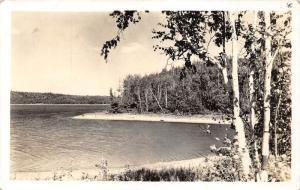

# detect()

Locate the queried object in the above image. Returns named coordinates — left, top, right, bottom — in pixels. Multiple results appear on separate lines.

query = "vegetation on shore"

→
left=110, top=60, right=249, bottom=116
left=112, top=63, right=226, bottom=114
left=109, top=155, right=290, bottom=182
left=39, top=154, right=289, bottom=182
left=11, top=91, right=110, bottom=104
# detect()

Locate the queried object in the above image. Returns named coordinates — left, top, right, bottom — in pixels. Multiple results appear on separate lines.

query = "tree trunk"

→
left=222, top=11, right=226, bottom=52
left=221, top=11, right=229, bottom=87
left=249, top=73, right=257, bottom=124
left=230, top=11, right=252, bottom=178
left=150, top=88, right=164, bottom=112
left=215, top=57, right=229, bottom=87
left=157, top=84, right=161, bottom=102
left=249, top=70, right=260, bottom=168
left=260, top=11, right=272, bottom=181
left=207, top=50, right=229, bottom=91
left=221, top=67, right=229, bottom=85
left=165, top=87, right=168, bottom=108
left=215, top=60, right=229, bottom=87
left=120, top=93, right=123, bottom=105
left=274, top=93, right=281, bottom=158
left=137, top=86, right=142, bottom=113
left=249, top=11, right=260, bottom=170
left=145, top=88, right=149, bottom=112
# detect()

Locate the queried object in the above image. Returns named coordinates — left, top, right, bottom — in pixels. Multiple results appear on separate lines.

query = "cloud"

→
left=120, top=42, right=144, bottom=53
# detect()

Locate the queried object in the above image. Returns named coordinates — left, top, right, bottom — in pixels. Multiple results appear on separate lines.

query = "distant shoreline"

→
left=11, top=104, right=110, bottom=106
left=73, top=112, right=231, bottom=125
left=11, top=91, right=110, bottom=104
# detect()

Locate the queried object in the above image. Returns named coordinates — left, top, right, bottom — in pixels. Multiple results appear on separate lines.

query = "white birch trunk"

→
left=222, top=67, right=229, bottom=86
left=145, top=88, right=149, bottom=112
left=158, top=85, right=162, bottom=102
left=230, top=12, right=252, bottom=178
left=165, top=87, right=168, bottom=108
left=150, top=88, right=164, bottom=112
left=137, top=86, right=142, bottom=113
left=208, top=52, right=229, bottom=87
left=260, top=11, right=272, bottom=181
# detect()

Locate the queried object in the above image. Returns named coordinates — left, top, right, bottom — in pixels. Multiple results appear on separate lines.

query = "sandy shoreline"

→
left=11, top=156, right=220, bottom=180
left=72, top=112, right=231, bottom=125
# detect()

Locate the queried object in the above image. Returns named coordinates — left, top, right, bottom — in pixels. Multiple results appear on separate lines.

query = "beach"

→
left=72, top=112, right=231, bottom=125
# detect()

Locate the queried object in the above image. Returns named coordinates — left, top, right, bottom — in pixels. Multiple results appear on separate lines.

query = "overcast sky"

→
left=11, top=11, right=260, bottom=96
left=11, top=12, right=174, bottom=96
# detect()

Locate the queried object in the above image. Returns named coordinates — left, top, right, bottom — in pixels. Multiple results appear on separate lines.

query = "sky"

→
left=11, top=11, right=260, bottom=96
left=11, top=12, right=172, bottom=96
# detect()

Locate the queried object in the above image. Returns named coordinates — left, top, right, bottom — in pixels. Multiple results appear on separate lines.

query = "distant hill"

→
left=11, top=91, right=110, bottom=104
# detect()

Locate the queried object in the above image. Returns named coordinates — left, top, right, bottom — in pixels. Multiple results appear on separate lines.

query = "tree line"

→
left=112, top=59, right=251, bottom=116
left=11, top=91, right=110, bottom=104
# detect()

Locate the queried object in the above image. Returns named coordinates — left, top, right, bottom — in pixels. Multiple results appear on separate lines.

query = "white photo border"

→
left=0, top=0, right=299, bottom=190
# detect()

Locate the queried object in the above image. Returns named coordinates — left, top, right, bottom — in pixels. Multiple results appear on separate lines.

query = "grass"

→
left=111, top=167, right=198, bottom=181
left=45, top=156, right=245, bottom=181
left=45, top=155, right=290, bottom=182
left=108, top=155, right=290, bottom=182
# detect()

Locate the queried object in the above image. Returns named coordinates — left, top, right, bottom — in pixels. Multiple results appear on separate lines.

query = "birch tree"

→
left=259, top=11, right=272, bottom=181
left=259, top=11, right=291, bottom=181
left=229, top=11, right=252, bottom=178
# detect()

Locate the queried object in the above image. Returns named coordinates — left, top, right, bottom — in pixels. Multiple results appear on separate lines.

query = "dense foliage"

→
left=119, top=63, right=225, bottom=114
left=116, top=60, right=254, bottom=116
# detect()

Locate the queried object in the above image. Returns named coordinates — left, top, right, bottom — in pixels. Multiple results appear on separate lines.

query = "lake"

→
left=10, top=104, right=233, bottom=173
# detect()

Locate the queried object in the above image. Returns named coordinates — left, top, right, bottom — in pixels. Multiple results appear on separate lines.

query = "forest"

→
left=102, top=10, right=292, bottom=181
left=11, top=91, right=110, bottom=104
left=113, top=59, right=251, bottom=116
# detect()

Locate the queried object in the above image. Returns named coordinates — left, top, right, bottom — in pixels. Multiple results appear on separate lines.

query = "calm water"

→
left=11, top=104, right=233, bottom=172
